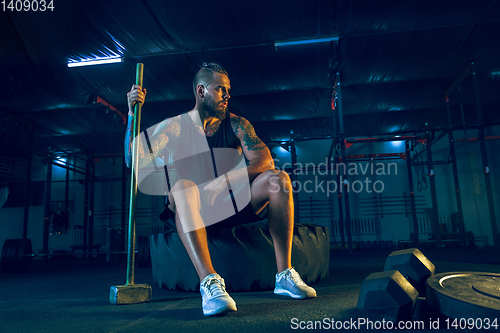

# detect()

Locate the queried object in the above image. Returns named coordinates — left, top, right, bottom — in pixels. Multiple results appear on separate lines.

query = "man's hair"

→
left=193, top=62, right=228, bottom=95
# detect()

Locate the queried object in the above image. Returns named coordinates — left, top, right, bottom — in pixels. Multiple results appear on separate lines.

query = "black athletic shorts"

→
left=207, top=202, right=264, bottom=231
left=159, top=200, right=267, bottom=233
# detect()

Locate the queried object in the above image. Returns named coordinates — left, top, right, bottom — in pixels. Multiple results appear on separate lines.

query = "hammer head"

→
left=109, top=284, right=152, bottom=305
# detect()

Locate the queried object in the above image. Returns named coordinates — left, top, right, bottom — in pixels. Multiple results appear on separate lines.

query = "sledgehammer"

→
left=110, top=63, right=152, bottom=305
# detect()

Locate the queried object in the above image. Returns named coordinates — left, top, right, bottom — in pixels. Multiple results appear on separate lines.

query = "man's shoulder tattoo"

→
left=154, top=117, right=180, bottom=138
left=166, top=118, right=181, bottom=138
left=243, top=122, right=266, bottom=151
left=230, top=116, right=246, bottom=134
left=230, top=116, right=266, bottom=152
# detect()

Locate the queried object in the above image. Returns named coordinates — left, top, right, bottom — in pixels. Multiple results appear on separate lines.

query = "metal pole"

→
left=326, top=136, right=338, bottom=244
left=83, top=160, right=89, bottom=255
left=332, top=73, right=346, bottom=253
left=425, top=132, right=442, bottom=250
left=121, top=159, right=127, bottom=244
left=471, top=62, right=499, bottom=249
left=127, top=63, right=144, bottom=285
left=477, top=127, right=499, bottom=249
left=22, top=126, right=34, bottom=240
left=335, top=73, right=344, bottom=135
left=88, top=106, right=97, bottom=260
left=335, top=73, right=352, bottom=254
left=445, top=96, right=466, bottom=247
left=335, top=149, right=346, bottom=253
left=42, top=154, right=53, bottom=257
left=65, top=157, right=70, bottom=212
left=406, top=140, right=419, bottom=247
left=341, top=141, right=353, bottom=254
left=290, top=133, right=300, bottom=224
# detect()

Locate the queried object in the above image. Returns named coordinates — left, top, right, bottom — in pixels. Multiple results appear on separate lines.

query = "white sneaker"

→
left=200, top=273, right=237, bottom=316
left=274, top=268, right=317, bottom=299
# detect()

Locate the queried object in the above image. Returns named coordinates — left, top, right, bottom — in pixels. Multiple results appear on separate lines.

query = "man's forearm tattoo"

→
left=139, top=119, right=178, bottom=168
left=125, top=131, right=147, bottom=168
left=151, top=134, right=169, bottom=157
left=125, top=117, right=178, bottom=169
left=124, top=117, right=134, bottom=167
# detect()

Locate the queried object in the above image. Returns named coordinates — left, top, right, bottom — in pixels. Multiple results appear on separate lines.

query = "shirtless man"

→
left=125, top=63, right=316, bottom=316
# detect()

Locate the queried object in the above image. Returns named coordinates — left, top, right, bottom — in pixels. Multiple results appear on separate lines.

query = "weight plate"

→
left=426, top=271, right=500, bottom=319
left=16, top=239, right=32, bottom=273
left=473, top=280, right=500, bottom=299
left=1, top=239, right=21, bottom=273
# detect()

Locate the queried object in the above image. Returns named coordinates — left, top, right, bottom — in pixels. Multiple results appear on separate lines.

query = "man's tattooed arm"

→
left=231, top=115, right=274, bottom=181
left=231, top=117, right=267, bottom=151
left=124, top=116, right=180, bottom=169
left=124, top=115, right=143, bottom=169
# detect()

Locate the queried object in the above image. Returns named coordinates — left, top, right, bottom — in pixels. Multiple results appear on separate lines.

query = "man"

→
left=125, top=63, right=316, bottom=316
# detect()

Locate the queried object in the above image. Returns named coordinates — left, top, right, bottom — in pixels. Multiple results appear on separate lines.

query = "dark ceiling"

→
left=1, top=0, right=500, bottom=160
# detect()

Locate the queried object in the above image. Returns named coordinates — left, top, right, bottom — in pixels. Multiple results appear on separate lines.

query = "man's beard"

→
left=205, top=95, right=227, bottom=120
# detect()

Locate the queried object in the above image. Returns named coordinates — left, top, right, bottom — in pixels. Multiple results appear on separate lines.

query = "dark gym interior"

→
left=1, top=1, right=500, bottom=332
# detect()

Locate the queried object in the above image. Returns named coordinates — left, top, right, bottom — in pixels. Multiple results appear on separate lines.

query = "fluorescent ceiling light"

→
left=275, top=37, right=339, bottom=47
left=68, top=56, right=122, bottom=68
left=391, top=141, right=403, bottom=147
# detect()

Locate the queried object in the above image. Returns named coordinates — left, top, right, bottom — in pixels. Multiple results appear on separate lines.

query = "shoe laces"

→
left=201, top=276, right=226, bottom=297
left=284, top=268, right=306, bottom=286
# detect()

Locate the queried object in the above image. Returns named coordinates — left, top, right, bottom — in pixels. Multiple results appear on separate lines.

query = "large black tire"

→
left=150, top=222, right=330, bottom=291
